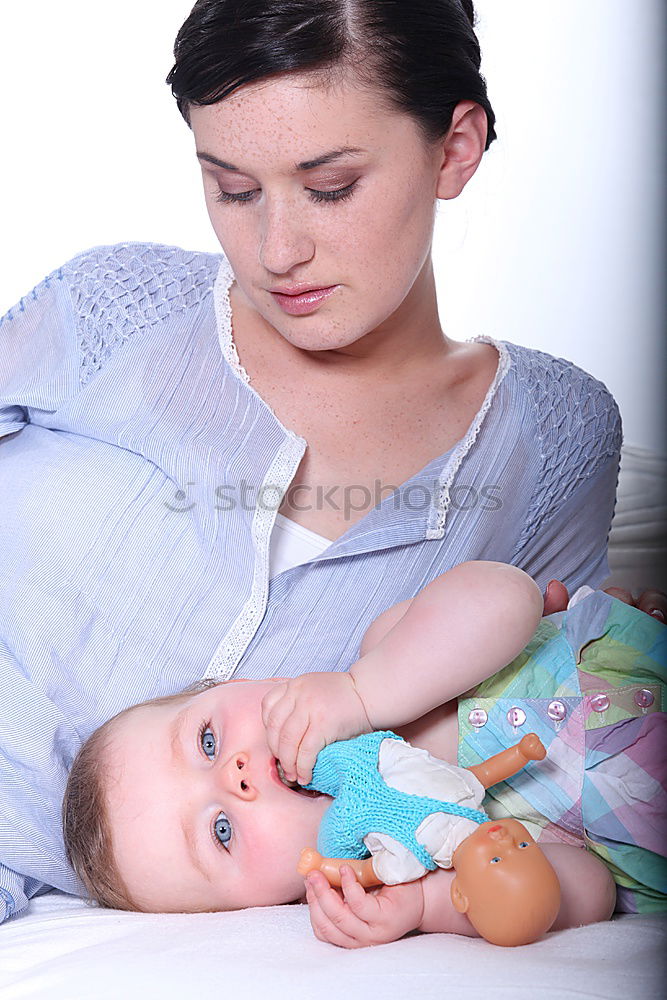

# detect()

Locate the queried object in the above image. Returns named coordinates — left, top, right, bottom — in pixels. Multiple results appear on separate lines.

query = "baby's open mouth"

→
left=276, top=760, right=320, bottom=797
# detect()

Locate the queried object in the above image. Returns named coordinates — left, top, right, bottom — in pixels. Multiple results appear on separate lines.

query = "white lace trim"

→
left=207, top=257, right=308, bottom=678
left=203, top=431, right=306, bottom=680
left=425, top=337, right=511, bottom=540
left=212, top=257, right=309, bottom=445
left=213, top=257, right=252, bottom=385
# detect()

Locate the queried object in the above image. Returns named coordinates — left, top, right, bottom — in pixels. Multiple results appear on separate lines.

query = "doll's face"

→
left=450, top=819, right=561, bottom=945
left=103, top=680, right=330, bottom=913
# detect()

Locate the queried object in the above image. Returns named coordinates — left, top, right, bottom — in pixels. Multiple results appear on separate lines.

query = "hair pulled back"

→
left=166, top=0, right=496, bottom=150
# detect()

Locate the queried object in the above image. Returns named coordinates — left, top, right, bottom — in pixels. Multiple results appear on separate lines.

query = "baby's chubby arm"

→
left=262, top=562, right=543, bottom=783
left=306, top=843, right=616, bottom=948
left=350, top=561, right=543, bottom=733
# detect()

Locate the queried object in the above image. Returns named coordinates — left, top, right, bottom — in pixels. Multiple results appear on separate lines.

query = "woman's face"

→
left=190, top=73, right=451, bottom=354
left=104, top=680, right=330, bottom=913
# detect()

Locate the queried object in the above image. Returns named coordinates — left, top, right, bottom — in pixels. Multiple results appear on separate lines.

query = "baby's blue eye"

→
left=215, top=812, right=233, bottom=847
left=201, top=726, right=216, bottom=758
left=518, top=841, right=530, bottom=849
left=490, top=856, right=501, bottom=864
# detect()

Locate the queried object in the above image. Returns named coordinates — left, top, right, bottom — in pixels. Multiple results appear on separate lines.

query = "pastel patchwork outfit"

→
left=305, top=730, right=488, bottom=884
left=458, top=591, right=667, bottom=913
left=306, top=592, right=665, bottom=912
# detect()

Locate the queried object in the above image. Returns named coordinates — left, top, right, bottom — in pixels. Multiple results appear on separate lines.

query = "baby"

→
left=62, top=561, right=666, bottom=946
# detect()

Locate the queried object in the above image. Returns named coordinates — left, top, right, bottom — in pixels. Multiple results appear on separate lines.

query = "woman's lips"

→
left=270, top=285, right=338, bottom=315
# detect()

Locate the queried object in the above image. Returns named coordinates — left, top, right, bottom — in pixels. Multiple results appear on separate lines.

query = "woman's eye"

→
left=200, top=724, right=216, bottom=759
left=518, top=841, right=530, bottom=849
left=490, top=856, right=501, bottom=864
left=214, top=181, right=357, bottom=206
left=214, top=812, right=233, bottom=848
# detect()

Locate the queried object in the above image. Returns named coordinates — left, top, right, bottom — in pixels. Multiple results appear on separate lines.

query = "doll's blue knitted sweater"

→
left=304, top=731, right=487, bottom=869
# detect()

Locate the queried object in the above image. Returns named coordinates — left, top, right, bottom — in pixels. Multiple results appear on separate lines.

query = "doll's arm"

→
left=466, top=733, right=546, bottom=789
left=298, top=848, right=382, bottom=888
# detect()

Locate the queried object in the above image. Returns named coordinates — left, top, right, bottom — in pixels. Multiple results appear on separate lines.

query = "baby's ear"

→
left=450, top=878, right=469, bottom=914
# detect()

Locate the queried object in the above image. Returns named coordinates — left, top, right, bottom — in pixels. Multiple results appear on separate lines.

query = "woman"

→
left=0, top=0, right=629, bottom=924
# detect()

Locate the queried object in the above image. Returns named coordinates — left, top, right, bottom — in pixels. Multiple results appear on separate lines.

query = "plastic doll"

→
left=296, top=730, right=561, bottom=946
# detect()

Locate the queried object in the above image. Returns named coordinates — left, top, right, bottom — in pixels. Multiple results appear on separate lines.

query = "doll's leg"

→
left=298, top=849, right=382, bottom=888
left=467, top=733, right=547, bottom=789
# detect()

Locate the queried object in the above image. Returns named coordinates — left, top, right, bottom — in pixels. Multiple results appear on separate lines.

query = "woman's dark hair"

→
left=166, top=0, right=496, bottom=150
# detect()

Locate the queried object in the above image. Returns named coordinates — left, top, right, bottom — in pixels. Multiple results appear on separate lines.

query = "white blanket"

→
left=0, top=891, right=665, bottom=1000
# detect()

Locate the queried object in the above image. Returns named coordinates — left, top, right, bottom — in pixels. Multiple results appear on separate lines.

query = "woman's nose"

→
left=221, top=751, right=257, bottom=800
left=258, top=202, right=315, bottom=274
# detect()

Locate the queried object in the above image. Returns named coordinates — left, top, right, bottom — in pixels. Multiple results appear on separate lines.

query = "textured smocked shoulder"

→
left=64, top=242, right=224, bottom=383
left=506, top=341, right=623, bottom=552
left=1, top=242, right=225, bottom=385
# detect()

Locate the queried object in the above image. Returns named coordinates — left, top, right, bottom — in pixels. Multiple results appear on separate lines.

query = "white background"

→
left=1, top=0, right=664, bottom=452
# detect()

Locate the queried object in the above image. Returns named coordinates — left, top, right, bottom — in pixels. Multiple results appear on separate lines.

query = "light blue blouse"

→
left=0, top=243, right=621, bottom=922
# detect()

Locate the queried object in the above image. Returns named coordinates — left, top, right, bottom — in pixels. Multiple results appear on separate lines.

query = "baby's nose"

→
left=222, top=752, right=257, bottom=800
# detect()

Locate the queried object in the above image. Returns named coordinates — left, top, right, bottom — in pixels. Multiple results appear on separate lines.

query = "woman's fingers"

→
left=604, top=586, right=634, bottom=605
left=603, top=586, right=667, bottom=622
left=545, top=581, right=667, bottom=624
left=636, top=589, right=667, bottom=623
left=543, top=579, right=569, bottom=615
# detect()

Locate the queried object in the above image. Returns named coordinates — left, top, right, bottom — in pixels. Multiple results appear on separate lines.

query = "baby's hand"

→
left=305, top=867, right=424, bottom=949
left=261, top=673, right=372, bottom=785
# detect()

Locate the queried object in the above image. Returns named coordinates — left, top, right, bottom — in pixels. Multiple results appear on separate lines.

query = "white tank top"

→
left=269, top=512, right=332, bottom=579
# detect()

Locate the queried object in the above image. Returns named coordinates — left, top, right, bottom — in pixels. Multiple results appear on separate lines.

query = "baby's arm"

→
left=263, top=561, right=543, bottom=783
left=306, top=844, right=616, bottom=948
left=350, top=561, right=543, bottom=732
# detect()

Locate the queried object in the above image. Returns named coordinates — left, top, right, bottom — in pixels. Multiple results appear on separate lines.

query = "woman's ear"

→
left=450, top=877, right=469, bottom=913
left=435, top=100, right=488, bottom=201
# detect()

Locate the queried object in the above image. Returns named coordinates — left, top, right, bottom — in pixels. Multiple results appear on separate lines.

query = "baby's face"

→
left=104, top=680, right=330, bottom=912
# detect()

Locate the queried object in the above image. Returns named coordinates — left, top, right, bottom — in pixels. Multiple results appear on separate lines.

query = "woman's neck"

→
left=229, top=261, right=455, bottom=390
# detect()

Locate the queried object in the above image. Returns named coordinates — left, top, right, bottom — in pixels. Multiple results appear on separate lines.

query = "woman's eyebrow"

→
left=196, top=146, right=366, bottom=172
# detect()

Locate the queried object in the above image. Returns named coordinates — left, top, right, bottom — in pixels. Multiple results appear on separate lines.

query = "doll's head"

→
left=450, top=818, right=561, bottom=946
left=62, top=679, right=330, bottom=914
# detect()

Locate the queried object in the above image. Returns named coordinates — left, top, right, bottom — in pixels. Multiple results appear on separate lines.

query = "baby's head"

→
left=62, top=678, right=330, bottom=914
left=450, top=819, right=561, bottom=946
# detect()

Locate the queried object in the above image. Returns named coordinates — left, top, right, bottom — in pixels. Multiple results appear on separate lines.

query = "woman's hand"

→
left=261, top=673, right=372, bottom=785
left=304, top=866, right=424, bottom=948
left=543, top=580, right=667, bottom=621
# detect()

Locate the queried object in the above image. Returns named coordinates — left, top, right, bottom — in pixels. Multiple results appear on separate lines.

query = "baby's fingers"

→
left=294, top=727, right=325, bottom=785
left=305, top=872, right=370, bottom=948
left=338, top=865, right=382, bottom=919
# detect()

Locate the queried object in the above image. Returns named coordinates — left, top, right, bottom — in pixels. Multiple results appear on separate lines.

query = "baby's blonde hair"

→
left=62, top=679, right=220, bottom=912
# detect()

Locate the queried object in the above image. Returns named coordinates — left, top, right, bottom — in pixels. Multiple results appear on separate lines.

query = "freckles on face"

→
left=189, top=74, right=441, bottom=332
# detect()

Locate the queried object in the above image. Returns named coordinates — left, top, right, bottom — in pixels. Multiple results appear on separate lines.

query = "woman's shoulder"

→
left=1, top=242, right=230, bottom=386
left=499, top=340, right=622, bottom=444
left=2, top=241, right=227, bottom=327
left=59, top=239, right=225, bottom=300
